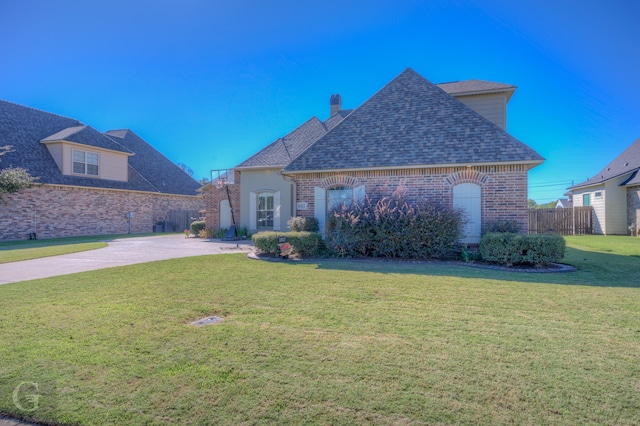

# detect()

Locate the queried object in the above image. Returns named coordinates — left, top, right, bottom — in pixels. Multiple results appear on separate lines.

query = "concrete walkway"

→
left=0, top=234, right=253, bottom=285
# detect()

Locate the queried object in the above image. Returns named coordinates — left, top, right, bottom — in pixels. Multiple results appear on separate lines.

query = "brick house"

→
left=204, top=68, right=543, bottom=243
left=0, top=100, right=204, bottom=240
left=567, top=137, right=640, bottom=235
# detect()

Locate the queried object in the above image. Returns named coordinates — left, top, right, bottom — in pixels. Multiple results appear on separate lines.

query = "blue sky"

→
left=1, top=0, right=638, bottom=202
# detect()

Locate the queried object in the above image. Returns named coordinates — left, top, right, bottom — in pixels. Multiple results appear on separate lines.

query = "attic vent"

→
left=625, top=162, right=630, bottom=167
left=606, top=167, right=611, bottom=171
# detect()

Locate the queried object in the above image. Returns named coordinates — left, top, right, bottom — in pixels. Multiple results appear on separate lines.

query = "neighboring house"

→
left=556, top=199, right=573, bottom=208
left=0, top=99, right=204, bottom=240
left=567, top=137, right=640, bottom=235
left=204, top=68, right=543, bottom=243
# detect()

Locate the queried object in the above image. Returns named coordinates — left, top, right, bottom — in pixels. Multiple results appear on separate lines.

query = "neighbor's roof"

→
left=569, top=137, right=640, bottom=189
left=0, top=99, right=201, bottom=195
left=105, top=129, right=203, bottom=195
left=283, top=68, right=543, bottom=172
left=556, top=199, right=573, bottom=208
left=41, top=125, right=133, bottom=154
left=236, top=111, right=352, bottom=169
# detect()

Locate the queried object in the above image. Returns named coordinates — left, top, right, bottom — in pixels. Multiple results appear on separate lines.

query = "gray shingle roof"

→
left=0, top=99, right=201, bottom=195
left=570, top=137, right=640, bottom=189
left=236, top=111, right=352, bottom=169
left=105, top=129, right=202, bottom=195
left=324, top=109, right=353, bottom=131
left=283, top=68, right=543, bottom=172
left=557, top=199, right=573, bottom=208
left=42, top=125, right=133, bottom=154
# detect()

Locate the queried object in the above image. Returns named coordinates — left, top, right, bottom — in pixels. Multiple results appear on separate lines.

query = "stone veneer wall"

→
left=291, top=165, right=530, bottom=233
left=204, top=170, right=241, bottom=232
left=627, top=186, right=640, bottom=235
left=0, top=184, right=204, bottom=240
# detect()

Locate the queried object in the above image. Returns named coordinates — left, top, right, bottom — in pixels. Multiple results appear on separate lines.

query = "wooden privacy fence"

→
left=528, top=207, right=593, bottom=235
left=165, top=209, right=201, bottom=232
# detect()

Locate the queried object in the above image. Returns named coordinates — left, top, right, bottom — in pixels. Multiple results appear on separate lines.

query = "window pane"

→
left=329, top=187, right=353, bottom=210
left=87, top=164, right=99, bottom=175
left=257, top=193, right=274, bottom=228
left=583, top=194, right=591, bottom=207
left=87, top=152, right=99, bottom=165
left=73, top=162, right=85, bottom=174
left=73, top=150, right=85, bottom=162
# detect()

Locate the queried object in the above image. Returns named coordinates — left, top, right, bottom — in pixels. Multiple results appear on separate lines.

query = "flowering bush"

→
left=326, top=195, right=464, bottom=259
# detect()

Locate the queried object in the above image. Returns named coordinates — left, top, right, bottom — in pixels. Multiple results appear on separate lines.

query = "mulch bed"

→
left=247, top=251, right=576, bottom=273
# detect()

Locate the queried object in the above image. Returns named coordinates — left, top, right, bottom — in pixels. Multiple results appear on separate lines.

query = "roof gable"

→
left=284, top=68, right=543, bottom=172
left=105, top=129, right=201, bottom=195
left=237, top=113, right=351, bottom=169
left=571, top=137, right=640, bottom=189
left=42, top=125, right=133, bottom=154
left=437, top=79, right=516, bottom=100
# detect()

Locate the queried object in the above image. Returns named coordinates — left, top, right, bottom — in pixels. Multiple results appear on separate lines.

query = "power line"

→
left=528, top=181, right=573, bottom=188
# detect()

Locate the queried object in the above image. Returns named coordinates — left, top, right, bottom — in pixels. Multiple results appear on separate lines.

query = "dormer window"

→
left=73, top=149, right=99, bottom=176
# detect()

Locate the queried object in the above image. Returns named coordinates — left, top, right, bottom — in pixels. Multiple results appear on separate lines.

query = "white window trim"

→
left=251, top=190, right=280, bottom=231
left=72, top=149, right=99, bottom=176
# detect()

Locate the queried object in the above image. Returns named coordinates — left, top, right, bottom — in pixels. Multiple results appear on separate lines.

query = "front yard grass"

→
left=0, top=236, right=639, bottom=424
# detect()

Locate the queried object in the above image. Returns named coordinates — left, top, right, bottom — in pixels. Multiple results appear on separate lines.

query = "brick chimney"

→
left=330, top=94, right=342, bottom=116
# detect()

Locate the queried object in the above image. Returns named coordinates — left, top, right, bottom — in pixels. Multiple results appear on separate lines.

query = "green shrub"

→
left=479, top=232, right=524, bottom=266
left=252, top=232, right=279, bottom=254
left=236, top=226, right=250, bottom=238
left=252, top=231, right=323, bottom=257
left=460, top=244, right=482, bottom=262
left=480, top=232, right=565, bottom=267
left=288, top=216, right=320, bottom=232
left=521, top=233, right=566, bottom=266
left=326, top=196, right=464, bottom=259
left=190, top=220, right=206, bottom=236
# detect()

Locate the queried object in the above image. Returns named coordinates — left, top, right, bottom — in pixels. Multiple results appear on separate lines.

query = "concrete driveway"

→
left=0, top=234, right=253, bottom=285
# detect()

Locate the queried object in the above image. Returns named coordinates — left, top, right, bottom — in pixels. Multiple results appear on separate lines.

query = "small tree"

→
left=0, top=145, right=36, bottom=201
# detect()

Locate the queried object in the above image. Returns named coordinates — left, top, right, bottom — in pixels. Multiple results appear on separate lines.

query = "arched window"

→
left=328, top=186, right=353, bottom=210
left=453, top=183, right=481, bottom=243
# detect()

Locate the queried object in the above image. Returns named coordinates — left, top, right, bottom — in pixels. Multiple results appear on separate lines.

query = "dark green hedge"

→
left=480, top=232, right=565, bottom=266
left=252, top=231, right=323, bottom=257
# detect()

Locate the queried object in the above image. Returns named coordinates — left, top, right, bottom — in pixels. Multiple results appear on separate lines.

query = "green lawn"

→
left=0, top=233, right=159, bottom=264
left=1, top=236, right=639, bottom=425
